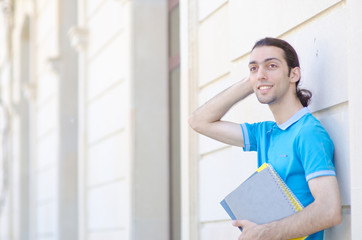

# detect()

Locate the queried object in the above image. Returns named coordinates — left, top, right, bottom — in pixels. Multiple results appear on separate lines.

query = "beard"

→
left=255, top=92, right=277, bottom=105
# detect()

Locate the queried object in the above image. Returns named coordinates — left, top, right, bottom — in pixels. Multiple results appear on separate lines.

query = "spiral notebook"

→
left=220, top=163, right=308, bottom=240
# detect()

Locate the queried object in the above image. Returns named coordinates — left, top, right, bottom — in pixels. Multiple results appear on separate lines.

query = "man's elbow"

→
left=188, top=114, right=198, bottom=131
left=188, top=114, right=205, bottom=133
left=331, top=207, right=343, bottom=226
left=328, top=204, right=343, bottom=227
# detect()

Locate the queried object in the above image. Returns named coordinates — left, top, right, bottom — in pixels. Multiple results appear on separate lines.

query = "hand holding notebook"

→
left=220, top=163, right=308, bottom=240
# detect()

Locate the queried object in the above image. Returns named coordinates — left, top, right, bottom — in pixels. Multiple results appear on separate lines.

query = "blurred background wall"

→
left=0, top=0, right=361, bottom=240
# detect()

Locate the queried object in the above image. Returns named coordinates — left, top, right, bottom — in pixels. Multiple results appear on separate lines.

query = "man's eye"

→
left=250, top=66, right=257, bottom=72
left=269, top=63, right=277, bottom=69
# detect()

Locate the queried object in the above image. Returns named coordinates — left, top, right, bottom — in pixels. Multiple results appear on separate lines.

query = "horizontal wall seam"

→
left=86, top=127, right=126, bottom=147
left=199, top=145, right=231, bottom=160
left=198, top=72, right=230, bottom=91
left=279, top=0, right=346, bottom=39
left=87, top=177, right=127, bottom=191
left=86, top=79, right=125, bottom=104
left=198, top=1, right=228, bottom=25
left=87, top=30, right=125, bottom=62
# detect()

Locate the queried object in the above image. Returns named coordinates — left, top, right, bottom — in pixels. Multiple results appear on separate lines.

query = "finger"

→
left=232, top=220, right=248, bottom=227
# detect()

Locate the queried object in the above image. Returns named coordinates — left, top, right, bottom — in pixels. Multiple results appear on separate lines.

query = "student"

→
left=188, top=37, right=342, bottom=240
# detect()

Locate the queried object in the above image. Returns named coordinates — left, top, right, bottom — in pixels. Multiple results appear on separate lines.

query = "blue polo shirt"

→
left=241, top=107, right=335, bottom=240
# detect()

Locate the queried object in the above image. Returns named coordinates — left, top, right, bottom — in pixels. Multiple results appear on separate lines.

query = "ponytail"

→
left=296, top=88, right=312, bottom=107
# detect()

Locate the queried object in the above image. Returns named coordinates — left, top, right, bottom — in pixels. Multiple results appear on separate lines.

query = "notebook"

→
left=220, top=163, right=307, bottom=240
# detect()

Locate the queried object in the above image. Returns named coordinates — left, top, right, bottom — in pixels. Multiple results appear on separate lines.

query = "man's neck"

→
left=269, top=97, right=304, bottom=126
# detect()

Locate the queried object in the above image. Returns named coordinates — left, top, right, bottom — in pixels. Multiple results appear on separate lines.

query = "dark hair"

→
left=252, top=37, right=312, bottom=107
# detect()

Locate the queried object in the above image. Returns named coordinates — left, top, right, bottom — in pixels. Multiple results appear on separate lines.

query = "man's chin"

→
left=256, top=97, right=274, bottom=105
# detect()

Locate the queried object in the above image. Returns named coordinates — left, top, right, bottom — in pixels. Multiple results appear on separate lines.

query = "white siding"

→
left=80, top=0, right=131, bottom=239
left=87, top=182, right=128, bottom=229
left=198, top=0, right=227, bottom=21
left=87, top=132, right=127, bottom=186
left=198, top=4, right=230, bottom=86
left=192, top=0, right=351, bottom=239
left=199, top=146, right=257, bottom=222
left=87, top=34, right=126, bottom=100
left=1, top=0, right=360, bottom=239
left=284, top=5, right=348, bottom=112
left=87, top=0, right=125, bottom=58
left=34, top=0, right=59, bottom=239
left=347, top=1, right=362, bottom=238
left=87, top=83, right=127, bottom=143
left=228, top=0, right=343, bottom=59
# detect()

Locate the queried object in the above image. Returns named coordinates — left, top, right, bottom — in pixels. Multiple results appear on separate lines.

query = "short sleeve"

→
left=240, top=122, right=259, bottom=152
left=297, top=123, right=336, bottom=181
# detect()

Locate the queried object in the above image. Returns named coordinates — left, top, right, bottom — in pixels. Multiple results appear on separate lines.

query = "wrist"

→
left=237, top=77, right=254, bottom=97
left=260, top=222, right=284, bottom=240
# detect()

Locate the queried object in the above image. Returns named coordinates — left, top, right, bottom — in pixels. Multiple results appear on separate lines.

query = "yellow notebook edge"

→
left=257, top=163, right=309, bottom=240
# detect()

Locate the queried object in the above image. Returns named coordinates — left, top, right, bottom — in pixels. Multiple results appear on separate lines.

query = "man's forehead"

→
left=249, top=46, right=285, bottom=64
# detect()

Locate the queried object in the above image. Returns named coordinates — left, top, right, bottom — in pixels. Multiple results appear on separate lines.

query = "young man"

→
left=188, top=38, right=342, bottom=240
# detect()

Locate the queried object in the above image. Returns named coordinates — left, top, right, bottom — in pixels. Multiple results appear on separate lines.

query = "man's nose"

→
left=257, top=67, right=267, bottom=80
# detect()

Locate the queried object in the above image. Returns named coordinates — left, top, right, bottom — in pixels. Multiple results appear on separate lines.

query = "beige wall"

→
left=0, top=5, right=11, bottom=237
left=0, top=0, right=361, bottom=240
left=347, top=0, right=362, bottom=238
left=33, top=0, right=59, bottom=238
left=183, top=0, right=354, bottom=239
left=1, top=0, right=76, bottom=239
left=2, top=0, right=61, bottom=239
left=2, top=0, right=79, bottom=239
left=1, top=0, right=170, bottom=239
left=77, top=1, right=131, bottom=239
left=76, top=0, right=169, bottom=240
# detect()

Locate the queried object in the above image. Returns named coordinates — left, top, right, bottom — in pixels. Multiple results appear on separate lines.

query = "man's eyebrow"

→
left=249, top=57, right=282, bottom=65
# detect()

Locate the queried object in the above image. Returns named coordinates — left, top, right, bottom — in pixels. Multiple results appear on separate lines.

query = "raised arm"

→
left=188, top=78, right=254, bottom=147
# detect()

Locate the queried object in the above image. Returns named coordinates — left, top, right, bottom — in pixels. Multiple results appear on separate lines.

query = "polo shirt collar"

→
left=277, top=107, right=310, bottom=130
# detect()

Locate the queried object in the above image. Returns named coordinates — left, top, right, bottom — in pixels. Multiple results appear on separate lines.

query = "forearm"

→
left=261, top=178, right=342, bottom=240
left=188, top=78, right=253, bottom=130
left=263, top=203, right=338, bottom=239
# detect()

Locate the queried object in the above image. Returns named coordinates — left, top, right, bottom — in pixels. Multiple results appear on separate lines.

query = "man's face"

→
left=248, top=46, right=295, bottom=106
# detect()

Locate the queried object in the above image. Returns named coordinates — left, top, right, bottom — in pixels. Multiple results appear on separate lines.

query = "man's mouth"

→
left=258, top=85, right=273, bottom=90
left=258, top=86, right=272, bottom=90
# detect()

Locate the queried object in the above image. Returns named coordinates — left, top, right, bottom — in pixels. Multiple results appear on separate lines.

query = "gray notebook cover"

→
left=220, top=166, right=298, bottom=228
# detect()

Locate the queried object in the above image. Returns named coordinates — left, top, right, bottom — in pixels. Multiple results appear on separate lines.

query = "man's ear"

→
left=289, top=67, right=301, bottom=83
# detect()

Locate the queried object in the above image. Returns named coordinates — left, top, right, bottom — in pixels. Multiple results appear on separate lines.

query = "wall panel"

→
left=87, top=34, right=126, bottom=100
left=36, top=98, right=57, bottom=138
left=87, top=0, right=125, bottom=58
left=37, top=72, right=58, bottom=104
left=87, top=83, right=126, bottom=143
left=88, top=230, right=127, bottom=240
left=194, top=1, right=350, bottom=239
left=229, top=0, right=343, bottom=59
left=87, top=132, right=127, bottom=186
left=87, top=0, right=106, bottom=17
left=36, top=0, right=57, bottom=45
left=33, top=0, right=59, bottom=238
left=200, top=221, right=239, bottom=240
left=36, top=168, right=57, bottom=202
left=199, top=147, right=256, bottom=222
left=198, top=4, right=230, bottom=86
left=36, top=202, right=56, bottom=236
left=285, top=5, right=348, bottom=112
left=314, top=103, right=350, bottom=205
left=81, top=0, right=132, bottom=239
left=198, top=0, right=227, bottom=21
left=36, top=133, right=57, bottom=170
left=87, top=181, right=128, bottom=230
